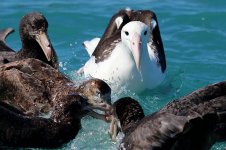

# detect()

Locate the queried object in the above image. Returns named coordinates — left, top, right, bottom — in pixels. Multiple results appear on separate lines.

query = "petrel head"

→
left=19, top=12, right=58, bottom=69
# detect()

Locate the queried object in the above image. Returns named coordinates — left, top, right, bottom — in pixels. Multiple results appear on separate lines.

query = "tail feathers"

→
left=82, top=38, right=100, bottom=56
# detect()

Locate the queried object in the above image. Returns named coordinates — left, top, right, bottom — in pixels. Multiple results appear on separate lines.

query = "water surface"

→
left=0, top=0, right=226, bottom=149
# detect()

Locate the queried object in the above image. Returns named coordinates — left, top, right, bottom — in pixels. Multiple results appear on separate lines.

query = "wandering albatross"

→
left=108, top=81, right=226, bottom=149
left=0, top=12, right=58, bottom=69
left=80, top=9, right=166, bottom=93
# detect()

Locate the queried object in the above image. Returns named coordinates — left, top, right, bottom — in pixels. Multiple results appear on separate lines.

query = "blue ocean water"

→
left=1, top=0, right=226, bottom=149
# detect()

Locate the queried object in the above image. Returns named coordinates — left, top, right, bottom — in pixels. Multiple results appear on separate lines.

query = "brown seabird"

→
left=109, top=81, right=226, bottom=149
left=0, top=12, right=58, bottom=69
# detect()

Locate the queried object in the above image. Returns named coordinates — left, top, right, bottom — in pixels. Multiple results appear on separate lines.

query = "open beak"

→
left=86, top=102, right=119, bottom=141
left=85, top=102, right=113, bottom=122
left=35, top=31, right=53, bottom=61
left=131, top=33, right=142, bottom=72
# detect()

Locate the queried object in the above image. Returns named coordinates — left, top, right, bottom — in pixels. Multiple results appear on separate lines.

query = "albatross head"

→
left=121, top=21, right=150, bottom=72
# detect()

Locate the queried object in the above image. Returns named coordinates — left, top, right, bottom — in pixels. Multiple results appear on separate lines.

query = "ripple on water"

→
left=1, top=0, right=226, bottom=149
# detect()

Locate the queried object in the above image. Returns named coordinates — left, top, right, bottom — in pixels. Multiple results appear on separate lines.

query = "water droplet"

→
left=139, top=71, right=143, bottom=82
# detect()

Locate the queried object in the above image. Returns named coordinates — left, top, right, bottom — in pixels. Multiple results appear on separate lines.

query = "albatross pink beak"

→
left=131, top=33, right=142, bottom=71
left=35, top=31, right=53, bottom=61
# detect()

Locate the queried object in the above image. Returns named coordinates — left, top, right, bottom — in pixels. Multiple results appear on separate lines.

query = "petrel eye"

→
left=124, top=31, right=129, bottom=36
left=144, top=30, right=147, bottom=35
left=96, top=90, right=101, bottom=97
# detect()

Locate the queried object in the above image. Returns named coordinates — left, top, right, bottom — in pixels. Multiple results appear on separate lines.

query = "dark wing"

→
left=0, top=28, right=15, bottom=52
left=92, top=32, right=121, bottom=63
left=120, top=81, right=226, bottom=149
left=92, top=9, right=130, bottom=63
left=121, top=110, right=225, bottom=150
left=0, top=102, right=64, bottom=148
left=161, top=81, right=226, bottom=115
left=0, top=58, right=70, bottom=116
left=120, top=112, right=188, bottom=150
left=0, top=101, right=25, bottom=115
left=99, top=9, right=130, bottom=41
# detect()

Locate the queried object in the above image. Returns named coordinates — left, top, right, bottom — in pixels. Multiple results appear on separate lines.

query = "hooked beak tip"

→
left=35, top=32, right=53, bottom=61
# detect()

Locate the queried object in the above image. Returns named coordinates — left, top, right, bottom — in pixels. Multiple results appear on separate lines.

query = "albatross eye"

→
left=124, top=31, right=129, bottom=36
left=144, top=30, right=147, bottom=36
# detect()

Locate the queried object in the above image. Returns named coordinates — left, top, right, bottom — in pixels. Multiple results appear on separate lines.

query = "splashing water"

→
left=1, top=0, right=226, bottom=149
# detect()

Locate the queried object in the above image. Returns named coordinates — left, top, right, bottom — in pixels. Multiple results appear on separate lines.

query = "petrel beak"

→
left=108, top=115, right=119, bottom=141
left=35, top=31, right=53, bottom=61
left=131, top=33, right=142, bottom=72
left=85, top=102, right=113, bottom=122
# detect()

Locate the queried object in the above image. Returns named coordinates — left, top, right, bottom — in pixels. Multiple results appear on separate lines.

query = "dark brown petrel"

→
left=0, top=12, right=58, bottom=69
left=109, top=81, right=226, bottom=150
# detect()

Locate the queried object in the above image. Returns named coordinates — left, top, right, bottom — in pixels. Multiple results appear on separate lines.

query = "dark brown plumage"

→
left=0, top=12, right=58, bottom=69
left=112, top=97, right=144, bottom=135
left=0, top=58, right=111, bottom=117
left=0, top=94, right=87, bottom=148
left=110, top=81, right=226, bottom=150
left=76, top=78, right=111, bottom=106
left=0, top=58, right=112, bottom=148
